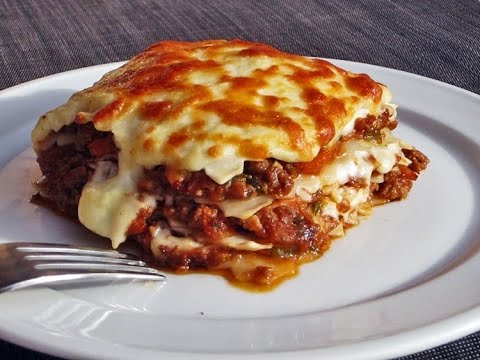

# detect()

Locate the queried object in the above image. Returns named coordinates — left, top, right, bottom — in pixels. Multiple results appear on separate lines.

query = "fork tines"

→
left=0, top=242, right=166, bottom=293
left=16, top=242, right=163, bottom=275
left=16, top=242, right=137, bottom=259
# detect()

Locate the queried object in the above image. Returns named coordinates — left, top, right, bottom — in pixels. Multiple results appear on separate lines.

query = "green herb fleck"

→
left=312, top=201, right=322, bottom=216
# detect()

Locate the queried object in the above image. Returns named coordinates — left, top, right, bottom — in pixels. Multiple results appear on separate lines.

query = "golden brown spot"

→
left=345, top=74, right=382, bottom=103
left=191, top=119, right=206, bottom=131
left=201, top=100, right=306, bottom=150
left=263, top=95, right=280, bottom=108
left=300, top=88, right=341, bottom=145
left=169, top=87, right=212, bottom=119
left=229, top=76, right=266, bottom=90
left=221, top=75, right=268, bottom=106
left=146, top=126, right=155, bottom=133
left=161, top=115, right=208, bottom=155
left=289, top=66, right=335, bottom=84
left=167, top=132, right=189, bottom=149
left=303, top=88, right=327, bottom=106
left=151, top=52, right=191, bottom=67
left=143, top=138, right=155, bottom=151
left=207, top=145, right=223, bottom=158
left=313, top=116, right=336, bottom=144
left=252, top=65, right=281, bottom=78
left=349, top=95, right=361, bottom=105
left=93, top=98, right=126, bottom=124
left=293, top=141, right=342, bottom=174
left=313, top=98, right=345, bottom=143
left=320, top=98, right=346, bottom=123
left=145, top=39, right=228, bottom=54
left=74, top=112, right=89, bottom=124
left=312, top=58, right=345, bottom=75
left=141, top=101, right=173, bottom=121
left=102, top=58, right=222, bottom=97
left=329, top=81, right=342, bottom=91
left=196, top=133, right=208, bottom=141
left=207, top=133, right=269, bottom=159
left=239, top=141, right=269, bottom=158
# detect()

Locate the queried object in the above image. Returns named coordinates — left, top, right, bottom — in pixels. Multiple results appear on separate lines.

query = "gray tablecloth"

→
left=0, top=0, right=479, bottom=359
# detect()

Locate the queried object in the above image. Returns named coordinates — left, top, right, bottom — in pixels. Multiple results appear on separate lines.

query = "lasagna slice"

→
left=31, top=40, right=428, bottom=287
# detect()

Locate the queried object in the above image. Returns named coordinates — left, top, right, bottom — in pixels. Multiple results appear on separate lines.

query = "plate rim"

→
left=0, top=59, right=479, bottom=360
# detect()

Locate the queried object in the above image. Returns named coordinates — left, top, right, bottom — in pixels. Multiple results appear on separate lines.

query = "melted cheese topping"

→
left=32, top=40, right=395, bottom=248
left=78, top=151, right=156, bottom=248
left=33, top=40, right=390, bottom=172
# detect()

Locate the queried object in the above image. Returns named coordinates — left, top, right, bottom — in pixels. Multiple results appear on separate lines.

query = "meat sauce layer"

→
left=35, top=117, right=428, bottom=287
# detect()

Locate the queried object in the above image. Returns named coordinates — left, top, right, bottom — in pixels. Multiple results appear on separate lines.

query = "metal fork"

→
left=0, top=242, right=166, bottom=293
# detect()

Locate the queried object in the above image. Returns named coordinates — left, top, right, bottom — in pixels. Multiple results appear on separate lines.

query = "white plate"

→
left=0, top=60, right=479, bottom=360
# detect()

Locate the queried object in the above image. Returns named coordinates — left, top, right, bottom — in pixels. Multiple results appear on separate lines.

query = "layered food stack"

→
left=32, top=40, right=428, bottom=286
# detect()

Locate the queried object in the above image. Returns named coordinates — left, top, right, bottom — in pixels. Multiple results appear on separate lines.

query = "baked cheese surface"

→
left=32, top=40, right=390, bottom=184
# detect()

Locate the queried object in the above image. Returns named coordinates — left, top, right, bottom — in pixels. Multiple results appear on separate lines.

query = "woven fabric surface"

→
left=1, top=0, right=479, bottom=93
left=0, top=0, right=479, bottom=359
